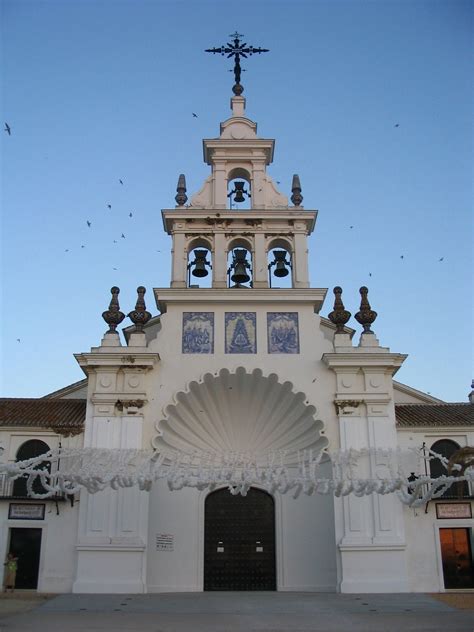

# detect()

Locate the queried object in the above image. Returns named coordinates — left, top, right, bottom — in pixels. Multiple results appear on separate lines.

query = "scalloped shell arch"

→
left=153, top=367, right=328, bottom=456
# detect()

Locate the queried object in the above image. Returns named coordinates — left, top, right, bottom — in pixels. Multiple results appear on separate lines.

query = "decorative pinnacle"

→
left=328, top=286, right=351, bottom=333
left=175, top=174, right=188, bottom=206
left=354, top=286, right=378, bottom=334
left=205, top=32, right=269, bottom=96
left=291, top=174, right=303, bottom=206
left=128, top=286, right=151, bottom=332
left=102, top=286, right=125, bottom=334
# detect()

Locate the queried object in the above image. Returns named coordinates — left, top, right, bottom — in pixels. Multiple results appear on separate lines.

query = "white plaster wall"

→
left=140, top=299, right=339, bottom=454
left=147, top=479, right=337, bottom=592
left=398, top=428, right=474, bottom=592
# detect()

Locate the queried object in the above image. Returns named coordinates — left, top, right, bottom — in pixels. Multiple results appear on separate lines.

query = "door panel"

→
left=440, top=528, right=474, bottom=589
left=204, top=488, right=276, bottom=590
left=9, top=528, right=42, bottom=589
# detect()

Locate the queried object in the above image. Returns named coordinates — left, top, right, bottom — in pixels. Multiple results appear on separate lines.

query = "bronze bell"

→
left=273, top=250, right=290, bottom=277
left=233, top=181, right=246, bottom=203
left=191, top=249, right=209, bottom=277
left=230, top=249, right=250, bottom=284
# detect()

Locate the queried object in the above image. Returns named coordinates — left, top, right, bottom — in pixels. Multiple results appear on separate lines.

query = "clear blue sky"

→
left=1, top=0, right=472, bottom=401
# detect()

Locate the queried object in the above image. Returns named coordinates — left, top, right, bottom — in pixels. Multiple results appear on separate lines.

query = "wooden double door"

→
left=204, top=487, right=276, bottom=591
left=439, top=528, right=474, bottom=589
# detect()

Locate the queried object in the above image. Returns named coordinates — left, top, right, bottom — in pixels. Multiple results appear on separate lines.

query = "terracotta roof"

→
left=0, top=398, right=85, bottom=435
left=396, top=403, right=474, bottom=428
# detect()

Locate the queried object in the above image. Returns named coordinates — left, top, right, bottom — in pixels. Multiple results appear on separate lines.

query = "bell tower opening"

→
left=267, top=240, right=293, bottom=289
left=187, top=239, right=213, bottom=288
left=227, top=168, right=252, bottom=209
left=227, top=238, right=253, bottom=288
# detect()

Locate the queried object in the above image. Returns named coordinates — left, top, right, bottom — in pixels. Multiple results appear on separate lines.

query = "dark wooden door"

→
left=204, top=487, right=276, bottom=591
left=440, top=528, right=474, bottom=589
left=9, top=528, right=42, bottom=589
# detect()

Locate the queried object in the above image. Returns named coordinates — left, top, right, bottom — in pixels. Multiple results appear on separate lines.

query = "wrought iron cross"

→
left=205, top=32, right=269, bottom=96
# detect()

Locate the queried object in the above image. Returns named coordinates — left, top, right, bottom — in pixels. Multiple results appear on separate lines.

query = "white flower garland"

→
left=0, top=446, right=472, bottom=507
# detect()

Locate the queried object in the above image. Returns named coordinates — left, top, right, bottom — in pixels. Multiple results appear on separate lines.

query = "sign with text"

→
left=156, top=533, right=174, bottom=551
left=436, top=503, right=472, bottom=519
left=9, top=503, right=45, bottom=520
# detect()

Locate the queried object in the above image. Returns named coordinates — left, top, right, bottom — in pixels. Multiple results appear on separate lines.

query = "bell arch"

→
left=267, top=237, right=293, bottom=289
left=186, top=237, right=213, bottom=288
left=227, top=237, right=254, bottom=288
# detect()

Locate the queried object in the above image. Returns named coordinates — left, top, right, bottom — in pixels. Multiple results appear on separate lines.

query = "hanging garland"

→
left=0, top=446, right=472, bottom=507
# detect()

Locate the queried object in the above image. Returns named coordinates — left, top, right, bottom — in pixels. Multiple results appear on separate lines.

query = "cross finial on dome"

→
left=205, top=32, right=269, bottom=96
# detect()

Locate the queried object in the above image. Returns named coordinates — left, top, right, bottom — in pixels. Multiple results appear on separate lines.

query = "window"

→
left=430, top=439, right=469, bottom=499
left=12, top=440, right=51, bottom=497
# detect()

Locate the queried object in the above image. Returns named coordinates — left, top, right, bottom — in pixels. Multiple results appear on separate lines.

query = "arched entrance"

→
left=204, top=487, right=276, bottom=591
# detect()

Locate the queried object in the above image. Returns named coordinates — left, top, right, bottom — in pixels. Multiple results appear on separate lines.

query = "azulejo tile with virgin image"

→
left=182, top=312, right=214, bottom=354
left=225, top=312, right=256, bottom=354
left=267, top=312, right=300, bottom=354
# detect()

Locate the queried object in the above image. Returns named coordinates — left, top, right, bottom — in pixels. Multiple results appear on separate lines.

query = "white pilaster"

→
left=323, top=342, right=409, bottom=592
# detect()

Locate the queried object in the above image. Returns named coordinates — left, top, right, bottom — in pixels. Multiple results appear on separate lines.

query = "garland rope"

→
left=0, top=446, right=472, bottom=507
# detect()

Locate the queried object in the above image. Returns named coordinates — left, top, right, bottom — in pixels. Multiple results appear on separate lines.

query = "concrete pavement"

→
left=0, top=591, right=473, bottom=631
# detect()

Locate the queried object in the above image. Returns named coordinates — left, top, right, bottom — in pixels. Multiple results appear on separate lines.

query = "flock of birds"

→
left=4, top=117, right=445, bottom=345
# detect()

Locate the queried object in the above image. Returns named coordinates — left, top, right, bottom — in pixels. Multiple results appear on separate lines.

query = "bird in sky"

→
left=394, top=123, right=400, bottom=128
left=107, top=204, right=112, bottom=209
left=192, top=113, right=198, bottom=118
left=4, top=122, right=11, bottom=135
left=113, top=240, right=117, bottom=243
left=119, top=179, right=123, bottom=185
left=276, top=181, right=281, bottom=184
left=129, top=212, right=133, bottom=217
left=86, top=220, right=91, bottom=227
left=113, top=267, right=118, bottom=270
left=439, top=257, right=444, bottom=262
left=369, top=272, right=372, bottom=277
left=81, top=245, right=85, bottom=249
left=16, top=338, right=20, bottom=343
left=349, top=226, right=354, bottom=229
left=400, top=255, right=404, bottom=259
left=65, top=249, right=69, bottom=252
left=121, top=233, right=125, bottom=238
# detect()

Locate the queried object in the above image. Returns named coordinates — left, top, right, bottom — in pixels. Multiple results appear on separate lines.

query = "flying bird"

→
left=439, top=257, right=444, bottom=262
left=119, top=179, right=123, bottom=185
left=369, top=272, right=372, bottom=277
left=107, top=204, right=112, bottom=209
left=16, top=338, right=20, bottom=343
left=113, top=267, right=118, bottom=270
left=121, top=233, right=125, bottom=238
left=113, top=240, right=117, bottom=243
left=86, top=220, right=91, bottom=227
left=81, top=245, right=85, bottom=249
left=400, top=255, right=404, bottom=259
left=394, top=123, right=400, bottom=128
left=349, top=226, right=354, bottom=229
left=4, top=122, right=11, bottom=135
left=192, top=113, right=198, bottom=118
left=129, top=212, right=133, bottom=217
left=65, top=249, right=69, bottom=252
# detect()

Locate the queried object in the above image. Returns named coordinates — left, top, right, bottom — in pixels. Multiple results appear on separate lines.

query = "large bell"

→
left=233, top=181, right=246, bottom=203
left=191, top=249, right=209, bottom=277
left=230, top=249, right=250, bottom=284
left=273, top=250, right=290, bottom=278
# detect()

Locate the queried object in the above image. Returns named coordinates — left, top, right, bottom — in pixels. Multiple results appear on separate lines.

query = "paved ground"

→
left=0, top=592, right=473, bottom=632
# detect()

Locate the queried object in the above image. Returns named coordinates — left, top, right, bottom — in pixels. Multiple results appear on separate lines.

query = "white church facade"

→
left=1, top=78, right=473, bottom=595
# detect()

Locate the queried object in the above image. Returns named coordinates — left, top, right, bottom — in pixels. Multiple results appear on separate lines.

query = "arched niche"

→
left=227, top=237, right=253, bottom=288
left=187, top=237, right=213, bottom=288
left=267, top=237, right=293, bottom=289
left=227, top=167, right=252, bottom=210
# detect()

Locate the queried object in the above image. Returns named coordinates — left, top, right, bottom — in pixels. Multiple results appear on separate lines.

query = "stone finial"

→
left=328, top=286, right=351, bottom=333
left=175, top=174, right=188, bottom=206
left=469, top=380, right=474, bottom=404
left=128, top=286, right=151, bottom=332
left=291, top=174, right=303, bottom=206
left=102, top=286, right=125, bottom=334
left=354, top=286, right=377, bottom=334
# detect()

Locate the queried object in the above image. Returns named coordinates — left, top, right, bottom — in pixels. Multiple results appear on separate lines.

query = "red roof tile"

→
left=0, top=398, right=85, bottom=434
left=396, top=403, right=474, bottom=428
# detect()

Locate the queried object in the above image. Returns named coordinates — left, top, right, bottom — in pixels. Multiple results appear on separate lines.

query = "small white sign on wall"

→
left=156, top=533, right=174, bottom=551
left=9, top=503, right=45, bottom=520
